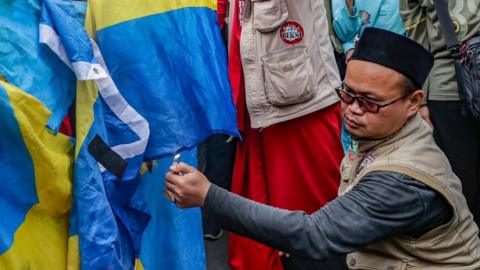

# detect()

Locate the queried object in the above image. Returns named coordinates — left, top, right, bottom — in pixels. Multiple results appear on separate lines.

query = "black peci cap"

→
left=350, top=27, right=434, bottom=89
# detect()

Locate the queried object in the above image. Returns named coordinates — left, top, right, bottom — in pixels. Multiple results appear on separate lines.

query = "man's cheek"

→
left=341, top=103, right=349, bottom=116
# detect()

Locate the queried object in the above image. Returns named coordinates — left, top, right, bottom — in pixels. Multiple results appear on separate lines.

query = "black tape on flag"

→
left=88, top=134, right=127, bottom=180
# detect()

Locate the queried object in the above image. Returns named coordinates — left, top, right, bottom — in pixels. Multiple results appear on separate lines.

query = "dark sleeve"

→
left=204, top=171, right=452, bottom=260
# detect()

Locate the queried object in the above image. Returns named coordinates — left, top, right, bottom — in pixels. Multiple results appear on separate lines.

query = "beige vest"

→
left=240, top=0, right=340, bottom=128
left=339, top=114, right=480, bottom=270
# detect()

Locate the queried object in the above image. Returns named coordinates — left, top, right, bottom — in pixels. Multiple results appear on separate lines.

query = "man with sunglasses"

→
left=165, top=28, right=480, bottom=268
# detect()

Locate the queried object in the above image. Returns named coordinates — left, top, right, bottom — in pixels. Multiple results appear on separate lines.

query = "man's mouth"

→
left=345, top=116, right=362, bottom=129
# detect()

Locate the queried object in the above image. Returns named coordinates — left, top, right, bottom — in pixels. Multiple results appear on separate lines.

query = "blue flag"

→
left=85, top=0, right=240, bottom=159
left=138, top=150, right=206, bottom=270
left=0, top=0, right=82, bottom=132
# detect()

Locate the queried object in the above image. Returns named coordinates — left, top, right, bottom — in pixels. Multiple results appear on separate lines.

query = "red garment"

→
left=227, top=1, right=344, bottom=269
left=217, top=0, right=228, bottom=29
left=228, top=104, right=343, bottom=270
left=228, top=0, right=246, bottom=132
left=59, top=115, right=73, bottom=136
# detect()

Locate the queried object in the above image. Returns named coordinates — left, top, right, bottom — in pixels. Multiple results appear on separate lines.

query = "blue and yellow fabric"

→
left=0, top=81, right=73, bottom=269
left=41, top=0, right=236, bottom=269
left=0, top=1, right=76, bottom=268
left=40, top=1, right=151, bottom=269
left=0, top=0, right=82, bottom=133
left=85, top=0, right=240, bottom=158
left=0, top=0, right=236, bottom=268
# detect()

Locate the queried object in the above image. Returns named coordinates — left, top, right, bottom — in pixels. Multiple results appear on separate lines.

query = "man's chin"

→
left=345, top=126, right=362, bottom=138
left=345, top=127, right=371, bottom=141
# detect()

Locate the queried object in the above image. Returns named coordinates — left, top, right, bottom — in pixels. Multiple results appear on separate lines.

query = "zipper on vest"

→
left=251, top=1, right=255, bottom=32
left=251, top=8, right=253, bottom=32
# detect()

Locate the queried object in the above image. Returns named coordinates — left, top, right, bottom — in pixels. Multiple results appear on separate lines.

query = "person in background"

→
left=325, top=0, right=347, bottom=80
left=197, top=0, right=238, bottom=241
left=325, top=0, right=349, bottom=160
left=332, top=0, right=404, bottom=61
left=198, top=134, right=236, bottom=240
left=401, top=0, right=480, bottom=226
left=166, top=28, right=480, bottom=269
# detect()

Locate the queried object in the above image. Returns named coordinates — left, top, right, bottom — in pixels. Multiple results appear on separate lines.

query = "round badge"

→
left=280, top=21, right=304, bottom=45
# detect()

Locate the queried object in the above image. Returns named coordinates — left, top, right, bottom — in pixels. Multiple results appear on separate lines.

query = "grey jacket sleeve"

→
left=204, top=171, right=452, bottom=260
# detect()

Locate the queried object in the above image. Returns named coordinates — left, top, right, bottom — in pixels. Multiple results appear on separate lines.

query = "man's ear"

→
left=407, top=90, right=424, bottom=117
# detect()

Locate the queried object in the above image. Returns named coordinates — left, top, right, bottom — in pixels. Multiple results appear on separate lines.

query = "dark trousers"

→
left=198, top=134, right=237, bottom=233
left=429, top=101, right=480, bottom=225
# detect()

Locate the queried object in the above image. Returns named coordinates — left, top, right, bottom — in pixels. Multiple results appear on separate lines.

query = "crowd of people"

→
left=189, top=0, right=480, bottom=269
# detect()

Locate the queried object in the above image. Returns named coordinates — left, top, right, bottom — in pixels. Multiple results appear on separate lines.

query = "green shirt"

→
left=400, top=0, right=480, bottom=101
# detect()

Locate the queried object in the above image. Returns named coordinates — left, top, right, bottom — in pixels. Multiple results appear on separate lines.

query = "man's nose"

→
left=347, top=99, right=364, bottom=115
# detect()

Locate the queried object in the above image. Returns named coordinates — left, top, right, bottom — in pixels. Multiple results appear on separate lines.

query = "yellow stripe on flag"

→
left=135, top=258, right=145, bottom=270
left=75, top=80, right=98, bottom=157
left=67, top=236, right=80, bottom=270
left=85, top=0, right=217, bottom=34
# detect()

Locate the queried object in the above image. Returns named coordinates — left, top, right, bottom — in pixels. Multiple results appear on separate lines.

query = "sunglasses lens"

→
left=338, top=90, right=354, bottom=104
left=358, top=99, right=378, bottom=113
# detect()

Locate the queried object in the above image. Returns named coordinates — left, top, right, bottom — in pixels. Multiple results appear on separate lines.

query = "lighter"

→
left=164, top=153, right=181, bottom=203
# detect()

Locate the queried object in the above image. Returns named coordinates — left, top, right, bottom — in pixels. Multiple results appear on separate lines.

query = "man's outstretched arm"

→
left=166, top=163, right=451, bottom=260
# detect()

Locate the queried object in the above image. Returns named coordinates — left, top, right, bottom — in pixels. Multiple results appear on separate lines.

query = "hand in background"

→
left=345, top=49, right=354, bottom=65
left=165, top=162, right=212, bottom=208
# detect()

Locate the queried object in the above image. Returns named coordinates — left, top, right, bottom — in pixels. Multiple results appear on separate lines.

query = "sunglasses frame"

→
left=335, top=83, right=411, bottom=113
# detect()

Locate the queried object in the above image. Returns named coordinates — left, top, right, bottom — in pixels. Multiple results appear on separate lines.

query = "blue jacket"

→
left=332, top=0, right=404, bottom=52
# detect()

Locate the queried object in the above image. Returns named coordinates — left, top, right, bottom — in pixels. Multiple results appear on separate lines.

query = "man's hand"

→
left=419, top=105, right=434, bottom=129
left=165, top=162, right=212, bottom=208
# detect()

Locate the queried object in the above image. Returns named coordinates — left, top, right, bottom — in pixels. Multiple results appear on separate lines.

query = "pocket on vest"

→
left=253, top=0, right=289, bottom=33
left=347, top=252, right=408, bottom=270
left=261, top=46, right=315, bottom=106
